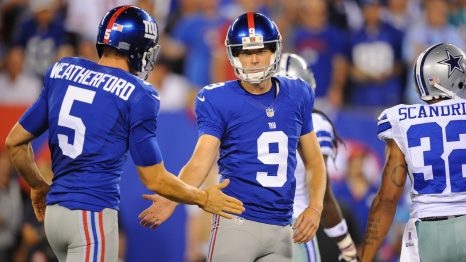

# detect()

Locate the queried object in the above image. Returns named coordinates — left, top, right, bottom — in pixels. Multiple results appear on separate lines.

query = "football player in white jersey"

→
left=361, top=43, right=466, bottom=262
left=278, top=53, right=358, bottom=262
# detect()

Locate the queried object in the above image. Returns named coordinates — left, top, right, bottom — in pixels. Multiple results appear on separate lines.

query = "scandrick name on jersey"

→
left=50, top=62, right=135, bottom=101
left=398, top=101, right=466, bottom=121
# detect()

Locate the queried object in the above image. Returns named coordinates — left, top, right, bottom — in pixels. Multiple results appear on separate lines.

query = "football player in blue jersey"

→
left=139, top=12, right=326, bottom=261
left=4, top=6, right=244, bottom=262
left=361, top=43, right=466, bottom=262
left=278, top=53, right=358, bottom=262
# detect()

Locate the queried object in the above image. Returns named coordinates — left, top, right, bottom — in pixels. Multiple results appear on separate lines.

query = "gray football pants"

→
left=207, top=215, right=293, bottom=262
left=415, top=215, right=466, bottom=262
left=44, top=204, right=118, bottom=262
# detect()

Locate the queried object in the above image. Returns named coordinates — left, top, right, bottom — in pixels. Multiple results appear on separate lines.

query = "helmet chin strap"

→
left=433, top=83, right=459, bottom=99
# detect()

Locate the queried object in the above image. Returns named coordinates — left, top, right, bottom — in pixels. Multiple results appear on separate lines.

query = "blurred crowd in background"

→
left=1, top=0, right=465, bottom=261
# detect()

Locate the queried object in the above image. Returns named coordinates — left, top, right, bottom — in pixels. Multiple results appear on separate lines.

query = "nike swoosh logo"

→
left=197, top=96, right=205, bottom=102
left=152, top=94, right=160, bottom=100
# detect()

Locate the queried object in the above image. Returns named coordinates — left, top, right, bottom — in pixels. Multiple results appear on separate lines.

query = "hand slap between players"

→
left=139, top=194, right=177, bottom=229
left=198, top=179, right=245, bottom=219
left=139, top=179, right=244, bottom=229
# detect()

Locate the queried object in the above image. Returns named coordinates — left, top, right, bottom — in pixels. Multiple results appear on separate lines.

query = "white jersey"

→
left=377, top=98, right=466, bottom=218
left=293, top=112, right=336, bottom=219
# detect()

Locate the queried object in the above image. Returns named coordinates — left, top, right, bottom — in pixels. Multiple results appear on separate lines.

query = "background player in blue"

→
left=139, top=12, right=326, bottom=261
left=361, top=43, right=466, bottom=262
left=278, top=53, right=358, bottom=262
left=4, top=6, right=244, bottom=262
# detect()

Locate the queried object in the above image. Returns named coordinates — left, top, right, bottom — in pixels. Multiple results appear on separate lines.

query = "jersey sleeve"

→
left=129, top=119, right=163, bottom=166
left=300, top=80, right=315, bottom=136
left=195, top=88, right=225, bottom=139
left=377, top=108, right=394, bottom=141
left=313, top=113, right=336, bottom=158
left=128, top=89, right=163, bottom=166
left=19, top=74, right=50, bottom=137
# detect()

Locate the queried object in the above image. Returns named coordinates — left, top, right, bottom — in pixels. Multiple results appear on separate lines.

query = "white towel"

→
left=400, top=218, right=420, bottom=262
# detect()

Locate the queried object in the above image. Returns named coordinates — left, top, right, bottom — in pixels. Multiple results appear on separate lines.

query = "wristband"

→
left=324, top=219, right=349, bottom=238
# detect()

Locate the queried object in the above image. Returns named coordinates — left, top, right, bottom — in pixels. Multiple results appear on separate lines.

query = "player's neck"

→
left=98, top=56, right=130, bottom=72
left=240, top=78, right=273, bottom=95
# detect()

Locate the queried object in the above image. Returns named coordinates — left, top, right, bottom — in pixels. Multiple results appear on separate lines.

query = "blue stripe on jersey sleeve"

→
left=316, top=131, right=332, bottom=138
left=319, top=141, right=333, bottom=149
left=377, top=121, right=392, bottom=134
left=379, top=114, right=387, bottom=120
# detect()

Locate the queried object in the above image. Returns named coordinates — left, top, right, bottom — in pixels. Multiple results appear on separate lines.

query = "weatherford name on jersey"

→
left=49, top=59, right=136, bottom=101
left=377, top=98, right=466, bottom=219
left=19, top=56, right=161, bottom=212
left=398, top=101, right=466, bottom=121
left=195, top=76, right=314, bottom=225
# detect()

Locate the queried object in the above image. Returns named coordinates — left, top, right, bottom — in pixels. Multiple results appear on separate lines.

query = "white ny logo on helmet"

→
left=143, top=20, right=157, bottom=40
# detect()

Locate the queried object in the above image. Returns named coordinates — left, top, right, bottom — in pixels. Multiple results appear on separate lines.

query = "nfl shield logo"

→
left=266, top=108, right=274, bottom=118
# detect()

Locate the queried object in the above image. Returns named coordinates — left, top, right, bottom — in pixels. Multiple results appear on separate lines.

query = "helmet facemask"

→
left=226, top=39, right=282, bottom=84
left=137, top=44, right=160, bottom=80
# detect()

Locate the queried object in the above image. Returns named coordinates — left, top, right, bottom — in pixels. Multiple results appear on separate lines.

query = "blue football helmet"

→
left=225, top=12, right=282, bottom=84
left=278, top=53, right=316, bottom=90
left=96, top=5, right=160, bottom=80
left=414, top=43, right=466, bottom=101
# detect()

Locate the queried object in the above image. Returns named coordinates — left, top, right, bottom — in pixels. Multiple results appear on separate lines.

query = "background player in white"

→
left=139, top=12, right=326, bottom=261
left=278, top=53, right=358, bottom=262
left=361, top=43, right=466, bottom=262
left=4, top=6, right=243, bottom=262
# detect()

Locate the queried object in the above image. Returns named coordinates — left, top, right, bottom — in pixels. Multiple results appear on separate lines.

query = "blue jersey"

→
left=19, top=57, right=163, bottom=212
left=195, top=76, right=315, bottom=225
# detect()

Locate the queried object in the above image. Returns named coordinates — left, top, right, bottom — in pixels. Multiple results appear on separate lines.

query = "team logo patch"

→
left=266, top=107, right=274, bottom=118
left=438, top=50, right=464, bottom=77
left=143, top=20, right=157, bottom=40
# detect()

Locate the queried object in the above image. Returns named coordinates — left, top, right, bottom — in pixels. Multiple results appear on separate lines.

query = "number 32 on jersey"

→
left=408, top=120, right=466, bottom=194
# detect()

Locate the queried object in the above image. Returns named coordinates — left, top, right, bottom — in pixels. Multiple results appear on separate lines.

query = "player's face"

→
left=237, top=48, right=273, bottom=73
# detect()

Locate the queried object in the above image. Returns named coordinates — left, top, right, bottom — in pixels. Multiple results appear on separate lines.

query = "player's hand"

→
left=139, top=194, right=177, bottom=229
left=31, top=185, right=50, bottom=224
left=292, top=206, right=321, bottom=244
left=199, top=179, right=245, bottom=219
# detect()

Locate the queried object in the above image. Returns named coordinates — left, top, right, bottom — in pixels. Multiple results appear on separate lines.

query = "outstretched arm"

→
left=293, top=131, right=326, bottom=243
left=5, top=123, right=50, bottom=223
left=361, top=139, right=407, bottom=262
left=178, top=134, right=221, bottom=187
left=139, top=134, right=242, bottom=228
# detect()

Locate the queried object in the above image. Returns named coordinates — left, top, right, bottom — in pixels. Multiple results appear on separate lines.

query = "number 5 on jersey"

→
left=58, top=86, right=96, bottom=159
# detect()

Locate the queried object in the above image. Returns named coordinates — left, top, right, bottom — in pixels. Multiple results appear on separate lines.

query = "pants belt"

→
left=420, top=214, right=465, bottom=222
